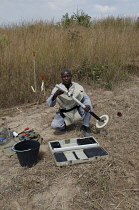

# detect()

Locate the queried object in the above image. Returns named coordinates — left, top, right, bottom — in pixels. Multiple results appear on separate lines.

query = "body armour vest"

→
left=52, top=82, right=84, bottom=125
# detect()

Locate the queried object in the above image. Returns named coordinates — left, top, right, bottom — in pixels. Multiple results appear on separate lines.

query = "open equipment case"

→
left=48, top=136, right=109, bottom=166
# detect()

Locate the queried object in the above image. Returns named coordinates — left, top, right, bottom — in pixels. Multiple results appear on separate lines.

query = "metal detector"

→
left=56, top=84, right=109, bottom=128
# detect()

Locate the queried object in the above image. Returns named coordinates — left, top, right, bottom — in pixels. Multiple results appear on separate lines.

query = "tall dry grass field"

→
left=0, top=17, right=139, bottom=108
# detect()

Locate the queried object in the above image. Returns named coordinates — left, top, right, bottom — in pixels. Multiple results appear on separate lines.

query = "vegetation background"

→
left=0, top=11, right=139, bottom=210
left=0, top=11, right=139, bottom=108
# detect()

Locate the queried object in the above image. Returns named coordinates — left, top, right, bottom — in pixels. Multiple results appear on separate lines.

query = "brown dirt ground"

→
left=0, top=76, right=139, bottom=210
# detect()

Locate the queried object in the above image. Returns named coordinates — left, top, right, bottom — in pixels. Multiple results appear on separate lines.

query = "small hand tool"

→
left=13, top=127, right=29, bottom=137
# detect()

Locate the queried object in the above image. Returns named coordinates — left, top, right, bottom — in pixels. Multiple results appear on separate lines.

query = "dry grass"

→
left=0, top=75, right=139, bottom=210
left=0, top=18, right=139, bottom=208
left=0, top=17, right=139, bottom=108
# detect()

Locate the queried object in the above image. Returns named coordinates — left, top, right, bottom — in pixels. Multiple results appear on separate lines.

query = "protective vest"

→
left=52, top=82, right=84, bottom=126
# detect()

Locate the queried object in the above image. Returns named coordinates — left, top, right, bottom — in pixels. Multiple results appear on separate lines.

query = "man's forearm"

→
left=52, top=92, right=58, bottom=101
left=46, top=94, right=56, bottom=107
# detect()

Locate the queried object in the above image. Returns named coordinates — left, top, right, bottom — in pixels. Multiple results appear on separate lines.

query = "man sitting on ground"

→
left=46, top=69, right=92, bottom=135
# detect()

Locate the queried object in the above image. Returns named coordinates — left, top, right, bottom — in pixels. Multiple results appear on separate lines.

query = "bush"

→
left=60, top=10, right=91, bottom=27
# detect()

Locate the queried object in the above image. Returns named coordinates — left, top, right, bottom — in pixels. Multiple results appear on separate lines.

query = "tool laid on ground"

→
left=56, top=84, right=109, bottom=129
left=13, top=127, right=29, bottom=137
left=19, top=129, right=34, bottom=140
left=18, top=127, right=29, bottom=135
left=15, top=128, right=43, bottom=144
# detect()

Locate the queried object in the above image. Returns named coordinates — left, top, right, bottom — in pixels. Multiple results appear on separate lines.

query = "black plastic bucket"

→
left=13, top=140, right=40, bottom=167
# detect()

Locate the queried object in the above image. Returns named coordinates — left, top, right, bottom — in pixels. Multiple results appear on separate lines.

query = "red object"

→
left=41, top=75, right=45, bottom=80
left=24, top=127, right=29, bottom=131
left=33, top=51, right=36, bottom=56
left=17, top=127, right=29, bottom=135
left=22, top=133, right=30, bottom=136
left=117, top=112, right=122, bottom=117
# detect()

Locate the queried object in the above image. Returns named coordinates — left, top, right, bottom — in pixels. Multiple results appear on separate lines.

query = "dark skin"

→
left=52, top=70, right=90, bottom=112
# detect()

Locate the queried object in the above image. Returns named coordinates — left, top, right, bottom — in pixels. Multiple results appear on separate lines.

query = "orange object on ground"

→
left=17, top=127, right=29, bottom=135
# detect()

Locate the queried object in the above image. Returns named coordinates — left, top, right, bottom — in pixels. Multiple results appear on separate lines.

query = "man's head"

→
left=61, top=69, right=72, bottom=87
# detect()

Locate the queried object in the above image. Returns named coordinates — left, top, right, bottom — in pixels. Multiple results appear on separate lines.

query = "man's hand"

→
left=52, top=89, right=64, bottom=101
left=84, top=105, right=91, bottom=112
left=55, top=89, right=64, bottom=97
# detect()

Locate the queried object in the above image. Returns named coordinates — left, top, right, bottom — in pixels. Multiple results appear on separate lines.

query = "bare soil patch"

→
left=0, top=76, right=139, bottom=210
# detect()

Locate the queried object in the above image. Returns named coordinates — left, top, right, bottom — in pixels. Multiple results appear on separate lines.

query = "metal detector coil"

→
left=96, top=115, right=109, bottom=128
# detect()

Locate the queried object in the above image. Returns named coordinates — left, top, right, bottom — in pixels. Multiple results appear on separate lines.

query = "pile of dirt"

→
left=0, top=76, right=139, bottom=210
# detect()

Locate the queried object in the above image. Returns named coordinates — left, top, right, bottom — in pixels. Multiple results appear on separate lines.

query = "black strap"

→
left=60, top=105, right=80, bottom=113
left=59, top=105, right=80, bottom=118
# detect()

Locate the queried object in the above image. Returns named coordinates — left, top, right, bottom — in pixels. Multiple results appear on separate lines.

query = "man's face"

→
left=61, top=71, right=72, bottom=85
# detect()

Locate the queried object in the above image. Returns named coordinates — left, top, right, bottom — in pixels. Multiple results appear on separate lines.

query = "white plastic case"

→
left=48, top=136, right=109, bottom=166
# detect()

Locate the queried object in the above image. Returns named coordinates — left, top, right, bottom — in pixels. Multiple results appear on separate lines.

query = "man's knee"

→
left=51, top=120, right=65, bottom=130
left=51, top=121, right=58, bottom=129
